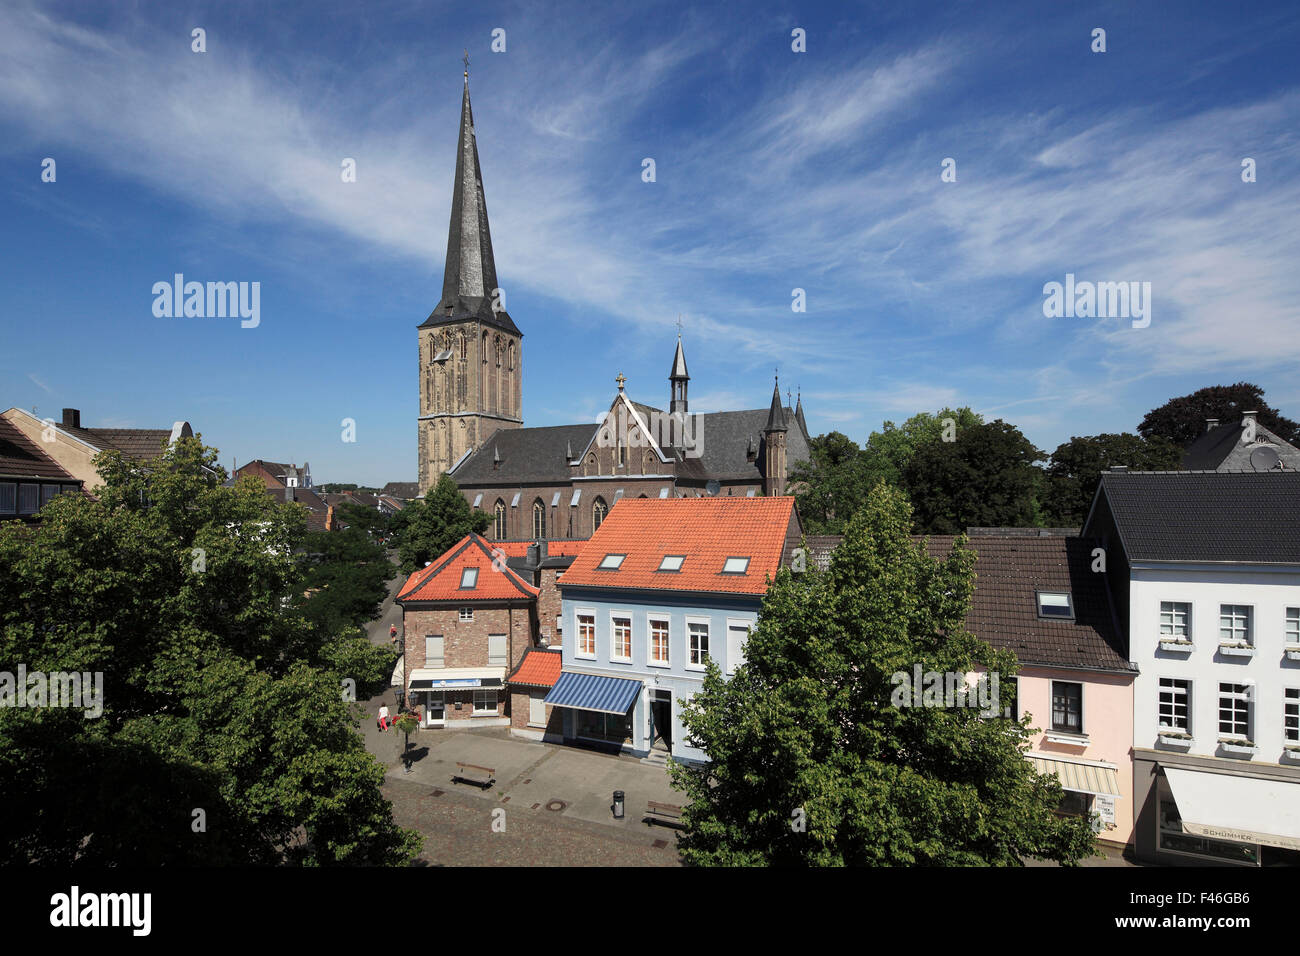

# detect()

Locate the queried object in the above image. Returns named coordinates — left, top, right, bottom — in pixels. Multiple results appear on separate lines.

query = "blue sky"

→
left=1, top=0, right=1298, bottom=486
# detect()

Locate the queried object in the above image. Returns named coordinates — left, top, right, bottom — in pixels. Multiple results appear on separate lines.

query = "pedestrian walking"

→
left=378, top=704, right=390, bottom=731
left=390, top=624, right=398, bottom=642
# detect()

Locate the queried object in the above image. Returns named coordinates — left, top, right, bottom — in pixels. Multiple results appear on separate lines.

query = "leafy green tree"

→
left=0, top=438, right=420, bottom=865
left=296, top=526, right=392, bottom=635
left=1138, top=382, right=1299, bottom=447
left=788, top=432, right=871, bottom=534
left=334, top=499, right=390, bottom=539
left=902, top=419, right=1044, bottom=533
left=396, top=475, right=489, bottom=575
left=863, top=407, right=984, bottom=485
left=669, top=482, right=1096, bottom=866
left=1043, top=433, right=1183, bottom=526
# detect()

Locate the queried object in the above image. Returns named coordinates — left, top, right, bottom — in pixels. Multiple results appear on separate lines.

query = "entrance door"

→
left=650, top=692, right=672, bottom=750
left=426, top=692, right=445, bottom=727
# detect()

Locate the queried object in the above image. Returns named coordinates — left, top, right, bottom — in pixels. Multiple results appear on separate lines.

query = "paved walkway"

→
left=355, top=554, right=683, bottom=866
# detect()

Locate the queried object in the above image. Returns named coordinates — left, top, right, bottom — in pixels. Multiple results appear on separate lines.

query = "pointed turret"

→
left=764, top=379, right=788, bottom=433
left=794, top=390, right=808, bottom=436
left=669, top=335, right=690, bottom=415
left=422, top=71, right=519, bottom=336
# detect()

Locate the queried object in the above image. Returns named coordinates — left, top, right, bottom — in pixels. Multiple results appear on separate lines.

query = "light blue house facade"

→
left=555, top=587, right=761, bottom=762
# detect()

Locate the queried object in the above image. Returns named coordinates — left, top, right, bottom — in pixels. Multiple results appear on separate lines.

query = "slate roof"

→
left=397, top=533, right=540, bottom=603
left=55, top=421, right=180, bottom=461
left=559, top=496, right=797, bottom=596
left=924, top=534, right=1130, bottom=673
left=1087, top=470, right=1300, bottom=563
left=447, top=396, right=812, bottom=487
left=0, top=417, right=79, bottom=481
left=506, top=647, right=563, bottom=688
left=381, top=482, right=420, bottom=499
left=1181, top=419, right=1300, bottom=471
left=778, top=531, right=1129, bottom=672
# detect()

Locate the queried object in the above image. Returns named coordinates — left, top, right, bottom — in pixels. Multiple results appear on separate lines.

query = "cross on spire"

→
left=463, top=49, right=470, bottom=78
left=675, top=314, right=683, bottom=337
left=616, top=372, right=627, bottom=392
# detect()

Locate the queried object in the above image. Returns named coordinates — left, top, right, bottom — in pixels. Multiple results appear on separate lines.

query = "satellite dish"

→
left=1250, top=446, right=1281, bottom=471
left=706, top=480, right=721, bottom=496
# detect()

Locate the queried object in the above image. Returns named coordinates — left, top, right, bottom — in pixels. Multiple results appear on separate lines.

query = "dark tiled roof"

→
left=381, top=482, right=420, bottom=499
left=1181, top=419, right=1300, bottom=472
left=451, top=423, right=601, bottom=483
left=1182, top=422, right=1247, bottom=470
left=781, top=531, right=1128, bottom=672
left=61, top=425, right=175, bottom=461
left=782, top=535, right=843, bottom=571
left=1089, top=470, right=1300, bottom=563
left=0, top=418, right=78, bottom=481
left=923, top=534, right=1130, bottom=672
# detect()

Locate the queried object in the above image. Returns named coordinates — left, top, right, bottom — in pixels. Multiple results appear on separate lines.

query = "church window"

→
left=585, top=453, right=596, bottom=477
left=532, top=500, right=546, bottom=540
left=508, top=341, right=514, bottom=371
left=494, top=500, right=506, bottom=539
left=592, top=497, right=607, bottom=532
left=459, top=333, right=467, bottom=360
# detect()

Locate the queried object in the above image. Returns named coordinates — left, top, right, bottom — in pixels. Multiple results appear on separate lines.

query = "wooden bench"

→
left=452, top=762, right=495, bottom=789
left=644, top=800, right=685, bottom=829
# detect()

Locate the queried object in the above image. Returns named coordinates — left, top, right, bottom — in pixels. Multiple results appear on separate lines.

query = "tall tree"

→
left=863, top=407, right=985, bottom=485
left=788, top=431, right=871, bottom=534
left=0, top=438, right=420, bottom=865
left=395, top=474, right=489, bottom=575
left=1043, top=433, right=1183, bottom=526
left=903, top=419, right=1045, bottom=533
left=1138, top=382, right=1299, bottom=447
left=669, top=482, right=1096, bottom=866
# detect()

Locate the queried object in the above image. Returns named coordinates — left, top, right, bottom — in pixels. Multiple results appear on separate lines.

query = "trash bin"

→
left=613, top=790, right=625, bottom=819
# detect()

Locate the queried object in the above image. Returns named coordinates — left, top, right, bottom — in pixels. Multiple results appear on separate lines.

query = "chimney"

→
left=1205, top=418, right=1219, bottom=433
left=1242, top=410, right=1258, bottom=428
left=284, top=485, right=294, bottom=503
left=61, top=408, right=80, bottom=429
left=526, top=543, right=539, bottom=565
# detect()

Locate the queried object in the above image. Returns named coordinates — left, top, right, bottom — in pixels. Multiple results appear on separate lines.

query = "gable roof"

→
left=1181, top=418, right=1300, bottom=472
left=0, top=417, right=79, bottom=481
left=559, top=496, right=797, bottom=596
left=381, top=481, right=420, bottom=499
left=397, top=533, right=541, bottom=603
left=1085, top=470, right=1300, bottom=564
left=925, top=534, right=1130, bottom=673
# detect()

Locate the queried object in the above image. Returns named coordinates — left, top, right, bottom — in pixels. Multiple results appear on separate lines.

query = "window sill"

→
left=1045, top=731, right=1089, bottom=746
left=609, top=657, right=633, bottom=665
left=647, top=660, right=671, bottom=669
left=685, top=664, right=707, bottom=673
left=1157, top=732, right=1193, bottom=749
left=574, top=653, right=597, bottom=662
left=1217, top=739, right=1257, bottom=756
left=1158, top=639, right=1194, bottom=653
left=1218, top=643, right=1255, bottom=658
left=1285, top=647, right=1300, bottom=661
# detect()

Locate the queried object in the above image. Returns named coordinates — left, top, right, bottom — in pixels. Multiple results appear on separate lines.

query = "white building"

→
left=1084, top=469, right=1300, bottom=865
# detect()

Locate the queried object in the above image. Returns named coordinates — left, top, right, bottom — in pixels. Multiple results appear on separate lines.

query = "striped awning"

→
left=544, top=671, right=642, bottom=715
left=1027, top=753, right=1121, bottom=798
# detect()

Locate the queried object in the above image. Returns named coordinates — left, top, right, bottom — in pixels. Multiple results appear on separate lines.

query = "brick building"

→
left=396, top=533, right=541, bottom=729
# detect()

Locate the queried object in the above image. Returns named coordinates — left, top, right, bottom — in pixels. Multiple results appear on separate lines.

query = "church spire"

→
left=669, top=332, right=689, bottom=414
left=764, top=378, right=787, bottom=433
left=425, top=64, right=519, bottom=336
left=794, top=388, right=807, bottom=436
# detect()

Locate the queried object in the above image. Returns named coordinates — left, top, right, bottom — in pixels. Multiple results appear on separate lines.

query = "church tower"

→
left=418, top=61, right=522, bottom=496
left=762, top=378, right=788, bottom=497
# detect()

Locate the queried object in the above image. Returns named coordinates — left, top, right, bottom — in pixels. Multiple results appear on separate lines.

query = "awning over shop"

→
left=390, top=655, right=404, bottom=687
left=544, top=671, right=642, bottom=715
left=1164, top=767, right=1300, bottom=851
left=1027, top=753, right=1122, bottom=797
left=407, top=667, right=505, bottom=690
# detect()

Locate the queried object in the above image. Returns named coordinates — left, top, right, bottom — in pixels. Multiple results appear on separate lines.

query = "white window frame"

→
left=1219, top=604, right=1252, bottom=646
left=460, top=567, right=479, bottom=589
left=686, top=615, right=710, bottom=671
left=472, top=689, right=498, bottom=715
left=658, top=555, right=685, bottom=572
left=1160, top=601, right=1191, bottom=640
left=488, top=634, right=508, bottom=667
left=609, top=612, right=633, bottom=663
left=721, top=556, right=750, bottom=575
left=1037, top=590, right=1074, bottom=620
left=1286, top=608, right=1300, bottom=647
left=459, top=607, right=474, bottom=622
left=1285, top=688, right=1300, bottom=746
left=725, top=618, right=751, bottom=676
left=1217, top=682, right=1253, bottom=742
left=574, top=609, right=597, bottom=660
left=647, top=615, right=671, bottom=668
left=1157, top=677, right=1192, bottom=735
left=598, top=553, right=625, bottom=570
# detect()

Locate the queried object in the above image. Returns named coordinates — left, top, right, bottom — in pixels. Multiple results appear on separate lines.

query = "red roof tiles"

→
left=559, top=496, right=798, bottom=596
left=507, top=648, right=563, bottom=687
left=397, top=534, right=540, bottom=603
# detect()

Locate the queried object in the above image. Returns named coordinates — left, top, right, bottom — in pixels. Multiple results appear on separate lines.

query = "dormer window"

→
left=460, top=567, right=479, bottom=589
left=658, top=555, right=685, bottom=572
left=1037, top=591, right=1073, bottom=619
left=722, top=556, right=750, bottom=575
left=598, top=553, right=626, bottom=570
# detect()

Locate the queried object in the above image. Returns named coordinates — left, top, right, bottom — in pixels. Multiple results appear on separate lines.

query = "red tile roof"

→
left=507, top=648, right=563, bottom=687
left=491, top=539, right=588, bottom=558
left=559, top=496, right=797, bottom=596
left=397, top=533, right=540, bottom=603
